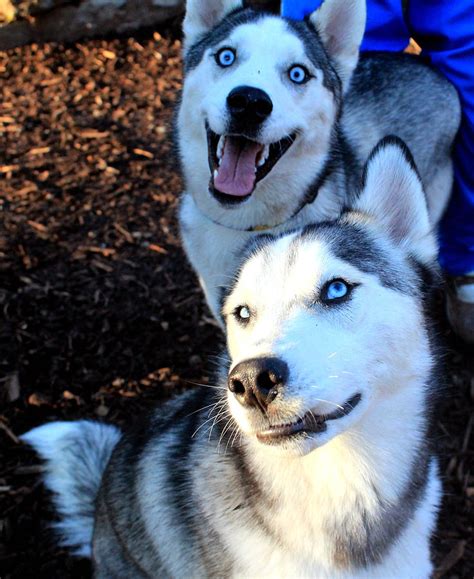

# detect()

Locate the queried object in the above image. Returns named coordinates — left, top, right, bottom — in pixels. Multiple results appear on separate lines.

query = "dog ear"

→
left=309, top=0, right=366, bottom=92
left=183, top=0, right=243, bottom=50
left=353, top=136, right=437, bottom=263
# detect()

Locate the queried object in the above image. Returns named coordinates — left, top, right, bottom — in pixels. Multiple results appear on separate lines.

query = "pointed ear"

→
left=309, top=0, right=366, bottom=92
left=353, top=136, right=437, bottom=263
left=183, top=0, right=244, bottom=51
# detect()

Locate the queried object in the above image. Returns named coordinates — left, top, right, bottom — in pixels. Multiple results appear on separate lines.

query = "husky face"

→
left=222, top=138, right=438, bottom=456
left=179, top=0, right=366, bottom=229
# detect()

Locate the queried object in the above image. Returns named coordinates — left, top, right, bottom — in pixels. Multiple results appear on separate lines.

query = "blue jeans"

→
left=282, top=0, right=474, bottom=276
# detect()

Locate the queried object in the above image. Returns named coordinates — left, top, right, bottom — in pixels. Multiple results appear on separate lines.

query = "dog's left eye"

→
left=321, top=279, right=352, bottom=304
left=216, top=47, right=236, bottom=68
left=234, top=305, right=251, bottom=323
left=288, top=65, right=310, bottom=84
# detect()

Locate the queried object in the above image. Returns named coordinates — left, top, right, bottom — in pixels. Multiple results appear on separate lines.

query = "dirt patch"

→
left=0, top=21, right=472, bottom=579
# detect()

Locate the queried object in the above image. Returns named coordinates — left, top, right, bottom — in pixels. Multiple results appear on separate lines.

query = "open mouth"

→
left=256, top=393, right=362, bottom=444
left=206, top=125, right=296, bottom=205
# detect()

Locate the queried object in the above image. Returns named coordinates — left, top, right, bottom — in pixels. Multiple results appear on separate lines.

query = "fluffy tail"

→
left=21, top=420, right=121, bottom=557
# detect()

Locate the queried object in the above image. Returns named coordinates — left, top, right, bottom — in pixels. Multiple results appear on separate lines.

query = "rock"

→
left=0, top=0, right=183, bottom=50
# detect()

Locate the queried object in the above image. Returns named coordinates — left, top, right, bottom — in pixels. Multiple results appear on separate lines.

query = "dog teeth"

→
left=213, top=169, right=218, bottom=179
left=257, top=144, right=270, bottom=167
left=217, top=136, right=225, bottom=163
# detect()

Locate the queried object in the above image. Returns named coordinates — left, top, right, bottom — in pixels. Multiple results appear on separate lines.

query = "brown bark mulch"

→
left=0, top=21, right=472, bottom=579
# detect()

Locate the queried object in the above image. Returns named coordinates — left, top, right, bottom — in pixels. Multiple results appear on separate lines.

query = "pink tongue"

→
left=214, top=137, right=263, bottom=197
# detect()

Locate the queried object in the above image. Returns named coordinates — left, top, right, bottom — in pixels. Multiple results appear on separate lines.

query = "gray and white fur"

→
left=177, top=0, right=460, bottom=320
left=23, top=138, right=444, bottom=578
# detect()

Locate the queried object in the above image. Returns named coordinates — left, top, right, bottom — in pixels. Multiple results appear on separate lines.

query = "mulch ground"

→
left=0, top=17, right=472, bottom=579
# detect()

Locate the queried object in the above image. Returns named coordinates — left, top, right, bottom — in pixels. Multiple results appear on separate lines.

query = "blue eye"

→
left=288, top=65, right=309, bottom=84
left=235, top=305, right=251, bottom=323
left=216, top=48, right=236, bottom=68
left=322, top=279, right=351, bottom=304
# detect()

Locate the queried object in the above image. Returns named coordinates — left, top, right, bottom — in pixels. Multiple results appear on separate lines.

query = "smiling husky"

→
left=178, top=0, right=460, bottom=320
left=23, top=138, right=443, bottom=578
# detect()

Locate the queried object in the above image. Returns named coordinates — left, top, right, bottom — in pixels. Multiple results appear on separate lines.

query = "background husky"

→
left=178, top=0, right=460, bottom=320
left=23, top=138, right=443, bottom=578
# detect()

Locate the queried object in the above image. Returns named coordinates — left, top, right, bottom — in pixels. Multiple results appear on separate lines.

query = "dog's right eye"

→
left=288, top=64, right=310, bottom=84
left=320, top=279, right=355, bottom=305
left=215, top=48, right=236, bottom=68
left=234, top=305, right=251, bottom=324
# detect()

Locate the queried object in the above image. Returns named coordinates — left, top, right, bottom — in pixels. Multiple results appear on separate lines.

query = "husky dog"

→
left=178, top=0, right=460, bottom=320
left=24, top=138, right=443, bottom=578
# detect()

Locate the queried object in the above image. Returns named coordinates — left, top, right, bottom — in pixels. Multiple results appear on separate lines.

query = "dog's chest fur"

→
left=184, top=419, right=439, bottom=579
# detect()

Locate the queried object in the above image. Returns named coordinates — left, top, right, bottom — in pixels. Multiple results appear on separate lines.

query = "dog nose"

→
left=227, top=86, right=273, bottom=125
left=228, top=357, right=288, bottom=411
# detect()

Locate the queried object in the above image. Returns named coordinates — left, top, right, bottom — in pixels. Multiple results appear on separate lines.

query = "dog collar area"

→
left=208, top=155, right=335, bottom=233
left=248, top=224, right=272, bottom=232
left=199, top=171, right=333, bottom=234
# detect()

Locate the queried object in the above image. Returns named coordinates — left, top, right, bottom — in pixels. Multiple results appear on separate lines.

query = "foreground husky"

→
left=24, top=138, right=442, bottom=578
left=178, top=0, right=460, bottom=320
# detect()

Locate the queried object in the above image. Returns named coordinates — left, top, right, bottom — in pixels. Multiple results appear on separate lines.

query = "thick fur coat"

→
left=24, top=138, right=443, bottom=578
left=177, top=0, right=460, bottom=320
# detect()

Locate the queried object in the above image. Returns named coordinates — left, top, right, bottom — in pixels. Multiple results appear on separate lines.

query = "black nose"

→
left=228, top=357, right=289, bottom=412
left=227, top=86, right=273, bottom=125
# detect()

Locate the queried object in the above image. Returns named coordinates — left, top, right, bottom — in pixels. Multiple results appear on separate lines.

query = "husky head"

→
left=178, top=0, right=366, bottom=229
left=222, top=137, right=439, bottom=456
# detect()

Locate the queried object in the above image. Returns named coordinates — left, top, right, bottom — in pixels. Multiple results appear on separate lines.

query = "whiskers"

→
left=307, top=395, right=345, bottom=412
left=191, top=398, right=228, bottom=438
left=207, top=352, right=231, bottom=371
left=183, top=378, right=227, bottom=392
left=189, top=394, right=242, bottom=455
left=307, top=362, right=356, bottom=412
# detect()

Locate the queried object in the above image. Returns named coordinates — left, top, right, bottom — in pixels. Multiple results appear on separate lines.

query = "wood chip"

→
left=0, top=164, right=19, bottom=173
left=133, top=148, right=154, bottom=159
left=15, top=185, right=38, bottom=196
left=27, top=393, right=49, bottom=406
left=27, top=146, right=51, bottom=156
left=62, top=390, right=83, bottom=404
left=148, top=243, right=168, bottom=254
left=114, top=223, right=134, bottom=243
left=79, top=129, right=109, bottom=139
left=83, top=246, right=116, bottom=257
left=40, top=78, right=62, bottom=86
left=27, top=220, right=48, bottom=233
left=91, top=259, right=114, bottom=272
left=102, top=50, right=117, bottom=60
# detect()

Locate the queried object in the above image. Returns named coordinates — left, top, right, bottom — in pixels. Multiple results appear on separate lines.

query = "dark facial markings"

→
left=219, top=233, right=276, bottom=320
left=220, top=217, right=421, bottom=328
left=184, top=8, right=265, bottom=73
left=184, top=8, right=342, bottom=108
left=284, top=18, right=342, bottom=103
left=300, top=222, right=418, bottom=295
